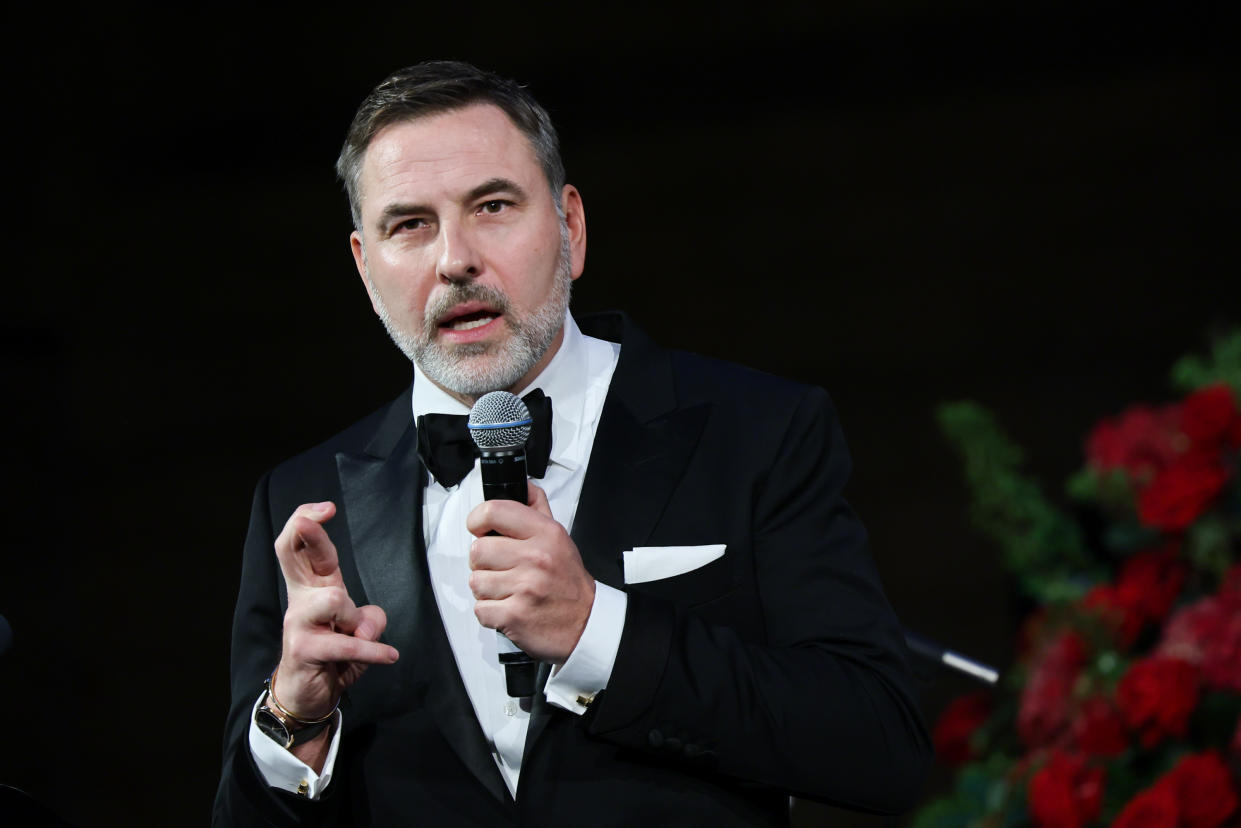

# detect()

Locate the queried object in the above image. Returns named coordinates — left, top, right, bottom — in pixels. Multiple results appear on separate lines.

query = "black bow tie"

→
left=416, top=389, right=553, bottom=488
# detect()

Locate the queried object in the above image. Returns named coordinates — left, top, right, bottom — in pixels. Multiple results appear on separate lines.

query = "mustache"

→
left=422, top=282, right=512, bottom=332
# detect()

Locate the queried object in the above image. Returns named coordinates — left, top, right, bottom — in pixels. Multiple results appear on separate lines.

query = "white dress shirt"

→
left=250, top=314, right=626, bottom=798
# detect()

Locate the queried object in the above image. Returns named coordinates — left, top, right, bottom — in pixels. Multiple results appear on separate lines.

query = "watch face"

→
left=256, top=707, right=292, bottom=749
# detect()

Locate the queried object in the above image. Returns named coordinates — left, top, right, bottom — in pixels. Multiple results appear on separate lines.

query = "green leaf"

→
left=913, top=755, right=1021, bottom=828
left=1170, top=329, right=1241, bottom=395
left=937, top=401, right=1103, bottom=601
left=910, top=796, right=985, bottom=828
left=1065, top=467, right=1100, bottom=502
left=1067, top=467, right=1135, bottom=516
left=1185, top=516, right=1235, bottom=581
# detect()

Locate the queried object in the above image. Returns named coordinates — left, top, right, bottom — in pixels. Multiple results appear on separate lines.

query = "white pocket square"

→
left=622, top=544, right=726, bottom=584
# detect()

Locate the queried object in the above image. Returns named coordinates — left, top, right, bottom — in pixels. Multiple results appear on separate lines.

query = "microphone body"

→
left=478, top=446, right=528, bottom=505
left=468, top=392, right=538, bottom=698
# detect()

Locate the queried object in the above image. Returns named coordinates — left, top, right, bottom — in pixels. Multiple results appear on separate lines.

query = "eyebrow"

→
left=465, top=177, right=528, bottom=204
left=377, top=202, right=429, bottom=231
left=375, top=177, right=529, bottom=232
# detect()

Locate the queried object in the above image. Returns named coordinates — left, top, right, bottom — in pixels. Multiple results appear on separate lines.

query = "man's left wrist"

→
left=256, top=691, right=335, bottom=749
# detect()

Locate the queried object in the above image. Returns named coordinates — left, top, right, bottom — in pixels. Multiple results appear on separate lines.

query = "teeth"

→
left=450, top=315, right=496, bottom=331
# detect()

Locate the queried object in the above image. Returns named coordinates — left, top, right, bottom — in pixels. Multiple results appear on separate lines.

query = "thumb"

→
left=353, top=604, right=390, bottom=642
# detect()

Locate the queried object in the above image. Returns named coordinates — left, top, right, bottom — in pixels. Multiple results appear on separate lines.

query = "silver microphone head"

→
left=468, top=391, right=533, bottom=450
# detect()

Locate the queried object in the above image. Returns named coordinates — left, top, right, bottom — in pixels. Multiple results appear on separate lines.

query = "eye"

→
left=397, top=217, right=429, bottom=231
left=478, top=200, right=509, bottom=215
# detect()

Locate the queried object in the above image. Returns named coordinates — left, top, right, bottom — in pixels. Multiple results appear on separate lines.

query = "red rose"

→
left=1137, top=455, right=1230, bottom=532
left=1019, top=632, right=1089, bottom=749
left=1200, top=603, right=1241, bottom=692
left=1085, top=404, right=1182, bottom=484
left=1112, top=784, right=1179, bottom=828
left=1162, top=751, right=1240, bottom=828
left=1117, top=545, right=1186, bottom=623
left=932, top=691, right=992, bottom=766
left=1181, top=383, right=1241, bottom=452
left=1084, top=545, right=1186, bottom=648
left=1159, top=596, right=1241, bottom=692
left=1069, top=696, right=1128, bottom=757
left=1117, top=656, right=1199, bottom=748
left=1027, top=751, right=1105, bottom=828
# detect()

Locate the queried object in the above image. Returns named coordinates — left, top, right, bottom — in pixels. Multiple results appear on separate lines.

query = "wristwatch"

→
left=255, top=674, right=335, bottom=749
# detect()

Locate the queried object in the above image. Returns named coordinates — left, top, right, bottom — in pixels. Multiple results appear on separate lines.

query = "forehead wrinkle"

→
left=358, top=105, right=547, bottom=222
left=370, top=160, right=515, bottom=218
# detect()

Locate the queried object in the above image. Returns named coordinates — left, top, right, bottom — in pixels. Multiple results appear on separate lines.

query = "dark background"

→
left=4, top=3, right=1237, bottom=825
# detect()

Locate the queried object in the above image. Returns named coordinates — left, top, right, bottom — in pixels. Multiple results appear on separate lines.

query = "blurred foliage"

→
left=937, top=402, right=1103, bottom=602
left=1171, top=329, right=1241, bottom=395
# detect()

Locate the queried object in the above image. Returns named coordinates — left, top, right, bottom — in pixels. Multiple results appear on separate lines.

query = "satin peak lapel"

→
left=336, top=414, right=512, bottom=805
left=335, top=424, right=424, bottom=658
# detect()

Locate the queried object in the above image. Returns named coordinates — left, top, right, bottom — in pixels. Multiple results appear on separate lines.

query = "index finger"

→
left=466, top=498, right=544, bottom=540
left=274, top=501, right=344, bottom=590
left=527, top=483, right=553, bottom=518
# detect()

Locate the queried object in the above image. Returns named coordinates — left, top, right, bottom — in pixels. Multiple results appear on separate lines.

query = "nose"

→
left=436, top=220, right=482, bottom=283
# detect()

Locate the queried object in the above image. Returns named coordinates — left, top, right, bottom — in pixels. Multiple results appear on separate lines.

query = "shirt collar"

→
left=411, top=312, right=593, bottom=471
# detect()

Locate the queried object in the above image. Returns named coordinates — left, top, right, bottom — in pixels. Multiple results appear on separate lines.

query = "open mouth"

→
left=438, top=305, right=501, bottom=332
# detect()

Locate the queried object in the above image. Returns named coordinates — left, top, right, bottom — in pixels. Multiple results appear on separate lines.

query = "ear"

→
left=350, top=230, right=382, bottom=315
left=561, top=184, right=587, bottom=281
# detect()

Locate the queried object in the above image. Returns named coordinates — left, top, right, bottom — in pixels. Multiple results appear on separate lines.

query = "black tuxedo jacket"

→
left=213, top=313, right=931, bottom=827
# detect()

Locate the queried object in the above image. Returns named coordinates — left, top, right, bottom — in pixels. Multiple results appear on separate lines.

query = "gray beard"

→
left=366, top=231, right=572, bottom=399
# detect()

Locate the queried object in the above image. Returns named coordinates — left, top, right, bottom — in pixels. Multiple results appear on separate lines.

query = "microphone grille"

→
left=468, top=391, right=533, bottom=449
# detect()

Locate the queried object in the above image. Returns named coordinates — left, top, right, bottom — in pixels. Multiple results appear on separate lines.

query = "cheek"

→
left=510, top=247, right=561, bottom=303
left=402, top=287, right=434, bottom=319
left=370, top=258, right=435, bottom=308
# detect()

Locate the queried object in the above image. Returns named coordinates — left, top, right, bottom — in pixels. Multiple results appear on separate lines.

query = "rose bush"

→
left=913, top=336, right=1241, bottom=828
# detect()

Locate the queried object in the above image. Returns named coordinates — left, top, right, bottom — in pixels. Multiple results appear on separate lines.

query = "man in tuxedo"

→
left=213, top=61, right=931, bottom=826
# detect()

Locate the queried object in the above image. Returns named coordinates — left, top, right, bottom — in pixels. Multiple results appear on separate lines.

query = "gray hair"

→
left=336, top=60, right=566, bottom=231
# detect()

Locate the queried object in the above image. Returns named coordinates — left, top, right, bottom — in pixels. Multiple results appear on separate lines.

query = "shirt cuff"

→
left=544, top=581, right=627, bottom=714
left=247, top=693, right=342, bottom=799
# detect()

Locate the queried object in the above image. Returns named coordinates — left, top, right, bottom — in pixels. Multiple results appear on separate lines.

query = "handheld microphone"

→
left=468, top=391, right=538, bottom=698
